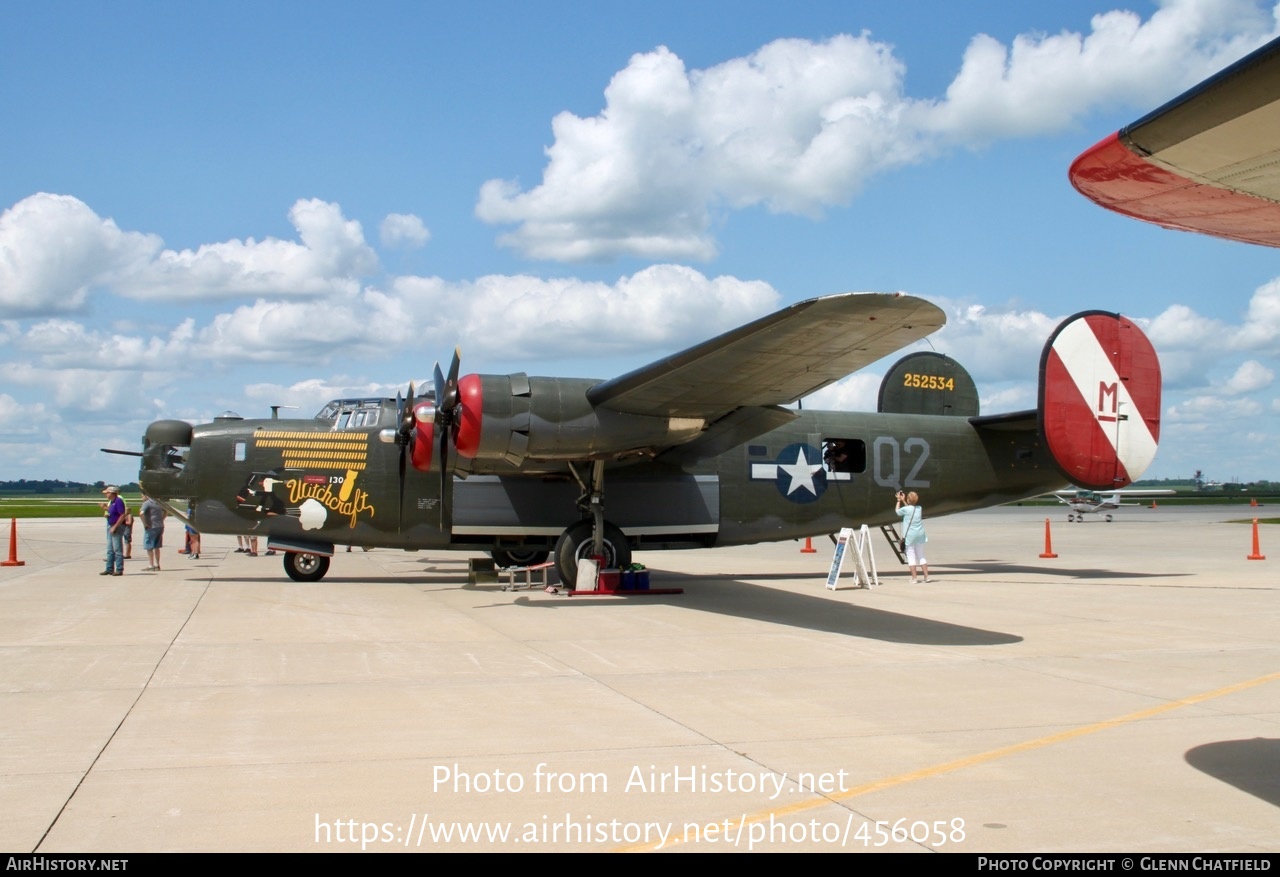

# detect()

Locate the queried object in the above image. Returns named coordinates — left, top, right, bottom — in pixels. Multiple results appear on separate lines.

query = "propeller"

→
left=394, top=381, right=415, bottom=528
left=397, top=381, right=416, bottom=438
left=395, top=347, right=478, bottom=529
left=432, top=348, right=463, bottom=523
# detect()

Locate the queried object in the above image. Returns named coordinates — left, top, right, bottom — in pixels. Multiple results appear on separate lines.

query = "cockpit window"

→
left=315, top=398, right=387, bottom=430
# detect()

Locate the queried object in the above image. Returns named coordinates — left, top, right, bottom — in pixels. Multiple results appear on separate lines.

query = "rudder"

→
left=1039, top=311, right=1161, bottom=490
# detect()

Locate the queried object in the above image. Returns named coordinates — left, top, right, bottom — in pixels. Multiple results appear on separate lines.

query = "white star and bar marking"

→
left=751, top=443, right=851, bottom=502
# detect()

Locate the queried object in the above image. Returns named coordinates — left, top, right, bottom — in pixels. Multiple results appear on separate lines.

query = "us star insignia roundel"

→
left=749, top=443, right=845, bottom=503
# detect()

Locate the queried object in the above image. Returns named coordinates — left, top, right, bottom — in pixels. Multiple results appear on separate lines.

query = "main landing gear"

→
left=553, top=460, right=632, bottom=586
left=283, top=551, right=331, bottom=582
left=554, top=520, right=630, bottom=585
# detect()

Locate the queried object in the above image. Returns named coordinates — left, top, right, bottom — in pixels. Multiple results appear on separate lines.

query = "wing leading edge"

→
left=1069, top=35, right=1280, bottom=247
left=588, top=292, right=945, bottom=420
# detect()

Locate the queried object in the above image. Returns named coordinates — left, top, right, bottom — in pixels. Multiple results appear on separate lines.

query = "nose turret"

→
left=139, top=419, right=195, bottom=501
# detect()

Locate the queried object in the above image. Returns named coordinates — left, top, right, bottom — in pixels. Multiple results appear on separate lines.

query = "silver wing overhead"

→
left=587, top=292, right=946, bottom=420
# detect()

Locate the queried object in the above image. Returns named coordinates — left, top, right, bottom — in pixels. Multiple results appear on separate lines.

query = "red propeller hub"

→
left=454, top=374, right=483, bottom=458
left=410, top=421, right=435, bottom=472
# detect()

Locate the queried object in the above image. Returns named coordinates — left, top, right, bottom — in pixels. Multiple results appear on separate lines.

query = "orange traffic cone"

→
left=1247, top=518, right=1266, bottom=561
left=1039, top=518, right=1058, bottom=558
left=1, top=518, right=25, bottom=567
left=800, top=537, right=817, bottom=554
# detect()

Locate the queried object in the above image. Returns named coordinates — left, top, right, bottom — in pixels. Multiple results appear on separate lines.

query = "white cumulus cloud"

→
left=0, top=193, right=162, bottom=317
left=380, top=213, right=431, bottom=249
left=1166, top=394, right=1264, bottom=421
left=392, top=264, right=780, bottom=360
left=1222, top=360, right=1274, bottom=394
left=0, top=393, right=52, bottom=438
left=0, top=195, right=380, bottom=316
left=478, top=0, right=1280, bottom=261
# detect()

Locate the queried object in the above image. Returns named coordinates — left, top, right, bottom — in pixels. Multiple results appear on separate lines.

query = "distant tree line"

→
left=0, top=479, right=142, bottom=494
left=1133, top=477, right=1278, bottom=493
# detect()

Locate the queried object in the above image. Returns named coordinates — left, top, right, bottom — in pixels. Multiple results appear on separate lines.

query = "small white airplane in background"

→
left=1053, top=488, right=1176, bottom=522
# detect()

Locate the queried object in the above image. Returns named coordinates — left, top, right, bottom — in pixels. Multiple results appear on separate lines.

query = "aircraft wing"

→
left=1046, top=488, right=1174, bottom=502
left=1069, top=36, right=1280, bottom=247
left=588, top=292, right=945, bottom=419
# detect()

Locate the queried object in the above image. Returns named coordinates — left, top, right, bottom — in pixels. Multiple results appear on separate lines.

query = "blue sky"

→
left=2, top=0, right=1278, bottom=486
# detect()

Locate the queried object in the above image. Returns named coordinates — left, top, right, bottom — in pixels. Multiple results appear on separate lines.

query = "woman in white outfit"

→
left=895, top=490, right=930, bottom=583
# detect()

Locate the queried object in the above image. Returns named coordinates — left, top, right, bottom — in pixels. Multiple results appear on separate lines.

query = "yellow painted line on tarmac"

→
left=619, top=670, right=1280, bottom=852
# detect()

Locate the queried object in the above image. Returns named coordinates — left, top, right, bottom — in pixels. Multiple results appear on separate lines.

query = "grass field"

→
left=0, top=495, right=144, bottom=519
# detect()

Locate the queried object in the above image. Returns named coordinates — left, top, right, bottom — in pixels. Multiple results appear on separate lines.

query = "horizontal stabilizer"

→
left=969, top=409, right=1036, bottom=432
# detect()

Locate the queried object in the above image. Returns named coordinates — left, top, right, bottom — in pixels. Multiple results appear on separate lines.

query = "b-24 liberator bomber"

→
left=133, top=293, right=1162, bottom=584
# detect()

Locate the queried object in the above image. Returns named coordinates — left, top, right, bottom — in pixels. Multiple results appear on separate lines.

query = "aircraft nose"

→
left=140, top=419, right=196, bottom=499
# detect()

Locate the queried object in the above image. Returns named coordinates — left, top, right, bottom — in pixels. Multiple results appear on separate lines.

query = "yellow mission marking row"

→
left=282, top=458, right=367, bottom=471
left=256, top=438, right=368, bottom=450
left=256, top=435, right=370, bottom=470
left=273, top=450, right=368, bottom=462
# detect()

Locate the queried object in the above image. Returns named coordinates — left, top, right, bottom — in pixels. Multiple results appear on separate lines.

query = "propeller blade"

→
left=396, top=380, right=416, bottom=530
left=400, top=381, right=416, bottom=436
left=443, top=347, right=461, bottom=411
left=433, top=362, right=445, bottom=414
left=438, top=418, right=450, bottom=528
left=398, top=437, right=407, bottom=530
left=428, top=347, right=463, bottom=529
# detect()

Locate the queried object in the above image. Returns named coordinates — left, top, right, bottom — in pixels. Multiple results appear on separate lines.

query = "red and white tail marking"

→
left=1040, top=312, right=1161, bottom=490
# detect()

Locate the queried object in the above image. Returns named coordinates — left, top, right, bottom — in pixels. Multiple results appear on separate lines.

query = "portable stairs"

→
left=880, top=523, right=908, bottom=565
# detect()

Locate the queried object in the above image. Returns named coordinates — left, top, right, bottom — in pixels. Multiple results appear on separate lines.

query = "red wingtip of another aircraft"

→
left=1069, top=35, right=1280, bottom=248
left=1069, top=131, right=1280, bottom=248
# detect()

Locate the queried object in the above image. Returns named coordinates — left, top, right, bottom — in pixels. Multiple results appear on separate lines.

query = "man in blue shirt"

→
left=102, top=485, right=126, bottom=576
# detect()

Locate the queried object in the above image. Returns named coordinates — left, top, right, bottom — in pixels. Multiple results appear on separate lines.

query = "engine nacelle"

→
left=456, top=374, right=705, bottom=463
left=409, top=401, right=436, bottom=473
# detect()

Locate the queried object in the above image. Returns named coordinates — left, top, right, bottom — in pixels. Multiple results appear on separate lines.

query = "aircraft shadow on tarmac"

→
left=513, top=572, right=1022, bottom=647
left=1185, top=738, right=1280, bottom=808
left=206, top=556, right=1022, bottom=645
left=940, top=561, right=1190, bottom=580
left=202, top=555, right=478, bottom=586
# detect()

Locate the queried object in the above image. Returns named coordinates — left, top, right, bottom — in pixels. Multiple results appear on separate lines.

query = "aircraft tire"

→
left=283, top=551, right=331, bottom=582
left=1105, top=514, right=1113, bottom=522
left=1067, top=514, right=1075, bottom=522
left=491, top=548, right=550, bottom=568
left=553, top=520, right=631, bottom=587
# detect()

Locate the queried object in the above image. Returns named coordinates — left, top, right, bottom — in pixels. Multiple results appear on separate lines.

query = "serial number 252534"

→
left=903, top=373, right=955, bottom=391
